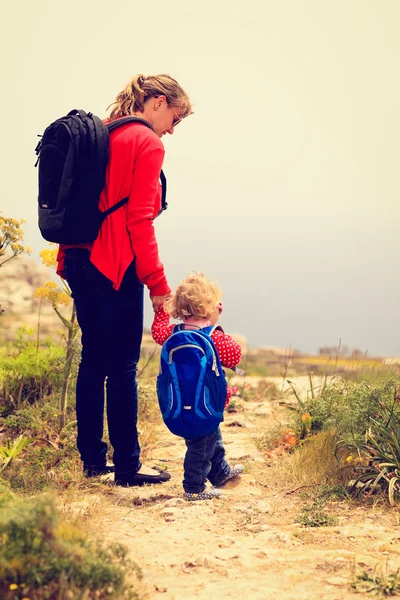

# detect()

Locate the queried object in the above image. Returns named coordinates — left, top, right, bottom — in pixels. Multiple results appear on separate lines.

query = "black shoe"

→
left=115, top=469, right=171, bottom=487
left=84, top=464, right=115, bottom=478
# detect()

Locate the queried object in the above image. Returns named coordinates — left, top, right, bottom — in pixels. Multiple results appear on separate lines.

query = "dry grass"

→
left=267, top=430, right=346, bottom=489
left=294, top=356, right=384, bottom=369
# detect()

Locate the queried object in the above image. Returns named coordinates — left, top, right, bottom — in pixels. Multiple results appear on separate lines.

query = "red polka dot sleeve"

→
left=151, top=305, right=174, bottom=345
left=211, top=329, right=242, bottom=368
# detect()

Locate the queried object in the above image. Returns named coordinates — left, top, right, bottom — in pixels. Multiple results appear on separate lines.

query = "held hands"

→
left=151, top=294, right=170, bottom=313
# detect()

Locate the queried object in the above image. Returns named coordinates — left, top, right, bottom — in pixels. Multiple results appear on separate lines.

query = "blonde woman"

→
left=56, top=74, right=192, bottom=487
left=152, top=273, right=244, bottom=501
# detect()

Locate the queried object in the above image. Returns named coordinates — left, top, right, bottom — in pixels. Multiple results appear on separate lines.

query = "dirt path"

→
left=94, top=396, right=400, bottom=600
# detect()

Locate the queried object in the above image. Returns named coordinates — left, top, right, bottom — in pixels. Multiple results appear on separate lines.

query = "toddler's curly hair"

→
left=165, top=272, right=222, bottom=320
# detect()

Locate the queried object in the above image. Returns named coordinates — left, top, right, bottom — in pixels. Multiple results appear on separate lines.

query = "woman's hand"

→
left=151, top=294, right=170, bottom=312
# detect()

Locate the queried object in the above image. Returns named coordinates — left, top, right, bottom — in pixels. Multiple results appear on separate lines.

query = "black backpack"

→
left=35, top=109, right=167, bottom=244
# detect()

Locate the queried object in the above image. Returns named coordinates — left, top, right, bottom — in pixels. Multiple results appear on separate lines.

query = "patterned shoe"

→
left=215, top=464, right=244, bottom=487
left=183, top=487, right=222, bottom=501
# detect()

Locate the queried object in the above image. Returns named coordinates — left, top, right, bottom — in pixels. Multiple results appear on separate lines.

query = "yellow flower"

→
left=34, top=281, right=71, bottom=308
left=40, top=247, right=58, bottom=269
left=9, top=583, right=18, bottom=590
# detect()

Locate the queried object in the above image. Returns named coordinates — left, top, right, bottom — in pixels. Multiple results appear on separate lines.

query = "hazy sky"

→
left=1, top=0, right=399, bottom=357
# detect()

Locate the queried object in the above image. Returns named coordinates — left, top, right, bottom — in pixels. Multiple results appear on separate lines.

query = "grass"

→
left=0, top=488, right=144, bottom=600
left=296, top=499, right=338, bottom=528
left=267, top=430, right=343, bottom=488
left=351, top=561, right=400, bottom=596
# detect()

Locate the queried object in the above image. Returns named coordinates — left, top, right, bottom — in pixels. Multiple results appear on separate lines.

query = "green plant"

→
left=351, top=562, right=400, bottom=596
left=297, top=503, right=338, bottom=528
left=0, top=493, right=142, bottom=599
left=0, top=436, right=32, bottom=472
left=296, top=490, right=339, bottom=528
left=280, top=379, right=312, bottom=439
left=0, top=335, right=66, bottom=415
left=35, top=247, right=80, bottom=430
left=305, top=377, right=400, bottom=447
left=343, top=397, right=400, bottom=505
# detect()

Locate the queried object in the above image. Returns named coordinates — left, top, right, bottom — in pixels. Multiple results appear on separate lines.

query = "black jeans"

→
left=64, top=250, right=144, bottom=474
left=183, top=427, right=230, bottom=493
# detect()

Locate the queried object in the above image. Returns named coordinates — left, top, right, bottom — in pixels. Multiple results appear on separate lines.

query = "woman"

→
left=56, top=74, right=192, bottom=487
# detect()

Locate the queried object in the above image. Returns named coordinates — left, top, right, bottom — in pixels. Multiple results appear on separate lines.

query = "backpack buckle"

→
left=35, top=136, right=42, bottom=155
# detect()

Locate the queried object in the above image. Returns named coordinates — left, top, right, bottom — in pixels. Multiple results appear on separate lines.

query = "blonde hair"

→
left=166, top=272, right=222, bottom=321
left=108, top=74, right=192, bottom=121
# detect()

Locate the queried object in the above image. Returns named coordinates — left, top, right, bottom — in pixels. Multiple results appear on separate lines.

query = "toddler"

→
left=152, top=272, right=244, bottom=501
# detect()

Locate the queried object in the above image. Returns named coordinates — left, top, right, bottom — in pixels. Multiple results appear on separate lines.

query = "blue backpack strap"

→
left=202, top=324, right=224, bottom=337
left=202, top=325, right=245, bottom=376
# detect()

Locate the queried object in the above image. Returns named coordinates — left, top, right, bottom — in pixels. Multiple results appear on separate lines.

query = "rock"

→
left=325, top=576, right=347, bottom=587
left=253, top=550, right=268, bottom=559
left=218, top=537, right=236, bottom=548
left=214, top=548, right=241, bottom=561
left=182, top=555, right=218, bottom=569
left=160, top=508, right=178, bottom=522
left=225, top=419, right=255, bottom=428
left=254, top=403, right=273, bottom=416
left=225, top=446, right=252, bottom=460
left=254, top=500, right=272, bottom=514
left=256, top=530, right=296, bottom=545
left=161, top=498, right=186, bottom=507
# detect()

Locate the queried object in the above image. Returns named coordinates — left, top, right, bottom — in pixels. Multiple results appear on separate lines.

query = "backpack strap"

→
left=202, top=325, right=224, bottom=336
left=106, top=116, right=154, bottom=134
left=100, top=116, right=167, bottom=222
left=201, top=325, right=245, bottom=376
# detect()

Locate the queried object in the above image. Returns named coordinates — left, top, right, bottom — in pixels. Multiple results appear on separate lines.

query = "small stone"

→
left=225, top=419, right=255, bottom=429
left=254, top=500, right=272, bottom=513
left=161, top=498, right=186, bottom=507
left=160, top=508, right=177, bottom=522
left=218, top=537, right=235, bottom=548
left=214, top=548, right=240, bottom=561
left=325, top=576, right=347, bottom=587
left=154, top=584, right=168, bottom=593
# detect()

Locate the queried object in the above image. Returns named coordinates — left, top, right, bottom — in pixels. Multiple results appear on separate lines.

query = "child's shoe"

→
left=215, top=464, right=244, bottom=487
left=183, top=487, right=222, bottom=501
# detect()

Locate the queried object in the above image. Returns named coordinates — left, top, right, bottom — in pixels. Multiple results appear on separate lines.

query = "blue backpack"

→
left=156, top=325, right=228, bottom=439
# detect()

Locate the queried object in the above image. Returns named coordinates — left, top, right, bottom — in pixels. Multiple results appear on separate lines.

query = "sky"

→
left=0, top=0, right=399, bottom=357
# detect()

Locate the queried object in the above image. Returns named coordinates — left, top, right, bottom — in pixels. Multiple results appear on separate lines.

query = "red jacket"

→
left=56, top=121, right=171, bottom=296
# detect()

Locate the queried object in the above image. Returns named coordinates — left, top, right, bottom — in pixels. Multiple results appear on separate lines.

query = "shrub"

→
left=0, top=331, right=67, bottom=416
left=305, top=376, right=400, bottom=446
left=0, top=489, right=142, bottom=599
left=344, top=400, right=400, bottom=505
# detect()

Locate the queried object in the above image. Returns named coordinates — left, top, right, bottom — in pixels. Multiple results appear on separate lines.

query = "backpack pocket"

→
left=38, top=124, right=74, bottom=210
left=202, top=372, right=226, bottom=416
left=156, top=372, right=176, bottom=420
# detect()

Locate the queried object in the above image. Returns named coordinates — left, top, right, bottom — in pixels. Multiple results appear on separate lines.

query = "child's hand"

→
left=151, top=294, right=170, bottom=312
left=224, top=386, right=239, bottom=408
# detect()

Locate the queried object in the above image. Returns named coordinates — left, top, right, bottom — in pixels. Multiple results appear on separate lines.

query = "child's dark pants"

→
left=183, top=427, right=231, bottom=493
left=64, top=249, right=143, bottom=475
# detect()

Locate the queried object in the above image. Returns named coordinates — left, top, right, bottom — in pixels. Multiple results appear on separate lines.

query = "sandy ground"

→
left=86, top=381, right=400, bottom=600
